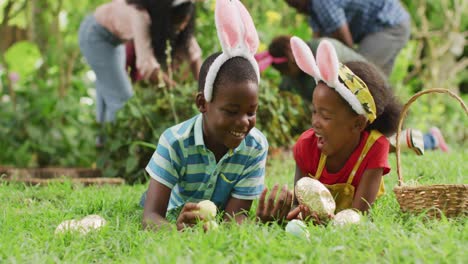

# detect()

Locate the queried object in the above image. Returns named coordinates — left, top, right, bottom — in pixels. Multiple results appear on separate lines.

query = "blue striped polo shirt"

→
left=145, top=114, right=268, bottom=218
left=308, top=0, right=410, bottom=43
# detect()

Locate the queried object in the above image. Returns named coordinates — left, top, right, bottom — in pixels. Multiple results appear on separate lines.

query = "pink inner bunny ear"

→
left=290, top=36, right=321, bottom=79
left=215, top=0, right=241, bottom=49
left=316, top=40, right=339, bottom=85
left=235, top=0, right=259, bottom=54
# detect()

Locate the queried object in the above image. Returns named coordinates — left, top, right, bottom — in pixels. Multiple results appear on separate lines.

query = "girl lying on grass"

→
left=286, top=37, right=402, bottom=221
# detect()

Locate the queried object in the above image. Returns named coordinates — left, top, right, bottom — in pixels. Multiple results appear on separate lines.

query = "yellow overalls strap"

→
left=315, top=130, right=383, bottom=182
left=314, top=153, right=327, bottom=179
left=346, top=130, right=383, bottom=184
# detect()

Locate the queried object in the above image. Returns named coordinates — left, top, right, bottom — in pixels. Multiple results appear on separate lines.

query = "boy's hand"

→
left=256, top=184, right=293, bottom=224
left=176, top=203, right=204, bottom=231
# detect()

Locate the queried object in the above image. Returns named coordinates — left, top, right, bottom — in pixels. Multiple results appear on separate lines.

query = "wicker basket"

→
left=393, top=88, right=468, bottom=218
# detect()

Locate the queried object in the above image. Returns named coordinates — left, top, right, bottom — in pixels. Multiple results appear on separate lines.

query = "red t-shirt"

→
left=293, top=129, right=390, bottom=189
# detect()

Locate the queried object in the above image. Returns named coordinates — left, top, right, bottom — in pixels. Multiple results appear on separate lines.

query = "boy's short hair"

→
left=198, top=53, right=258, bottom=98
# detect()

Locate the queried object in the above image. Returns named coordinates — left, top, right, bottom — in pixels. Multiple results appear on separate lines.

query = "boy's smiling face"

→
left=198, top=79, right=258, bottom=156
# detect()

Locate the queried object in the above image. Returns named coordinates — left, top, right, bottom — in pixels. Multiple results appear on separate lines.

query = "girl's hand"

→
left=256, top=184, right=293, bottom=224
left=176, top=203, right=204, bottom=231
left=286, top=205, right=302, bottom=220
left=286, top=204, right=332, bottom=225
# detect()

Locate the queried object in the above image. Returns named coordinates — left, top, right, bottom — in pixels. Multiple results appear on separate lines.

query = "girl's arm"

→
left=352, top=168, right=384, bottom=212
left=143, top=178, right=201, bottom=231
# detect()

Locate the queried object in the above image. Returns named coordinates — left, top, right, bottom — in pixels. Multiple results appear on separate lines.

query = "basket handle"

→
left=396, top=88, right=468, bottom=186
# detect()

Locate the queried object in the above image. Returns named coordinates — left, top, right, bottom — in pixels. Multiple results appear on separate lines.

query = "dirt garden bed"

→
left=0, top=167, right=125, bottom=185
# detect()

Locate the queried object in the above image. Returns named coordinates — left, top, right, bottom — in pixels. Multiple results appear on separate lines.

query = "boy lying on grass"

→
left=141, top=0, right=292, bottom=231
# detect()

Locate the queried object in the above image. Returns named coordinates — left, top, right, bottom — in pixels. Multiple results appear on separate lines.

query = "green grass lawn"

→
left=1, top=149, right=467, bottom=263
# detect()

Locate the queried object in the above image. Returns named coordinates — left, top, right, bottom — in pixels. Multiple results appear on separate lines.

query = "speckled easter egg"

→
left=295, top=177, right=336, bottom=219
left=331, top=209, right=361, bottom=226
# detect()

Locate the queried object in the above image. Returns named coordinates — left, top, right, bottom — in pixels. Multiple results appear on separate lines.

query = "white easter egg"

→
left=197, top=200, right=217, bottom=220
left=285, top=219, right=310, bottom=240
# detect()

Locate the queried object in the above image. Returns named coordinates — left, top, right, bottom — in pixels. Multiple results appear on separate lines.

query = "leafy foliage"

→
left=0, top=0, right=466, bottom=183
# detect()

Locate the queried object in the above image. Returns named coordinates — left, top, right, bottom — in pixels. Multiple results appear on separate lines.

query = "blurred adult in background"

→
left=284, top=0, right=411, bottom=76
left=78, top=0, right=201, bottom=146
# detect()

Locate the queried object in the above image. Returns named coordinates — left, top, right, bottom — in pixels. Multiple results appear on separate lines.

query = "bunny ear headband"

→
left=204, top=0, right=260, bottom=102
left=290, top=36, right=377, bottom=123
left=172, top=0, right=194, bottom=7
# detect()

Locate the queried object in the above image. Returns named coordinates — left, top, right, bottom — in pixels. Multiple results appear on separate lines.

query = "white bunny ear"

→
left=290, top=36, right=321, bottom=80
left=215, top=0, right=243, bottom=54
left=316, top=40, right=339, bottom=86
left=235, top=0, right=259, bottom=54
left=205, top=0, right=260, bottom=102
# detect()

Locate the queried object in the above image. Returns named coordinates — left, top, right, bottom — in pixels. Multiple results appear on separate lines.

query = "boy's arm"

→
left=223, top=197, right=253, bottom=224
left=143, top=178, right=202, bottom=231
left=256, top=184, right=293, bottom=223
left=352, top=168, right=384, bottom=212
left=143, top=130, right=201, bottom=231
left=142, top=178, right=172, bottom=230
left=227, top=139, right=293, bottom=224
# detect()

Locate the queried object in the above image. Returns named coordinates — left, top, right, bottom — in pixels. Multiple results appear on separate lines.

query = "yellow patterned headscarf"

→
left=338, top=63, right=377, bottom=123
left=290, top=37, right=377, bottom=123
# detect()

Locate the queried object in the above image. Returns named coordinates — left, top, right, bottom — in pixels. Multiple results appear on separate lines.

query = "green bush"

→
left=0, top=0, right=466, bottom=184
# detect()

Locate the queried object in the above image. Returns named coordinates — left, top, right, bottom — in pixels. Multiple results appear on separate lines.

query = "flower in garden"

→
left=8, top=72, right=19, bottom=84
left=258, top=42, right=267, bottom=52
left=210, top=0, right=215, bottom=11
left=2, top=95, right=10, bottom=103
left=266, top=10, right=281, bottom=24
left=86, top=70, right=96, bottom=82
left=80, top=97, right=94, bottom=106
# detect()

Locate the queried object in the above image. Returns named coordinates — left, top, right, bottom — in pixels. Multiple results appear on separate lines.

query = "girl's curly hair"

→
left=345, top=61, right=402, bottom=137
